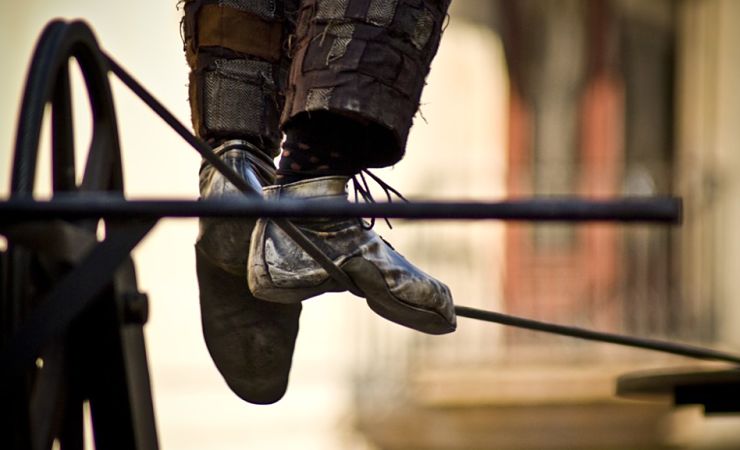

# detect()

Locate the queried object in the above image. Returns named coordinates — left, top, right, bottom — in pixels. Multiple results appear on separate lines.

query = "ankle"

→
left=276, top=114, right=366, bottom=184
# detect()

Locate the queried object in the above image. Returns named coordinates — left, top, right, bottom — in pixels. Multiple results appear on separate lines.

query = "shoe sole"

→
left=343, top=257, right=456, bottom=335
left=252, top=256, right=456, bottom=335
left=196, top=248, right=301, bottom=404
left=250, top=276, right=344, bottom=304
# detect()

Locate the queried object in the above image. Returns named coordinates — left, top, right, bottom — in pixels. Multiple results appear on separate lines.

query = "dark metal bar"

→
left=456, top=306, right=740, bottom=365
left=0, top=196, right=682, bottom=223
left=114, top=260, right=158, bottom=450
left=83, top=286, right=156, bottom=450
left=51, top=63, right=76, bottom=192
left=29, top=342, right=67, bottom=450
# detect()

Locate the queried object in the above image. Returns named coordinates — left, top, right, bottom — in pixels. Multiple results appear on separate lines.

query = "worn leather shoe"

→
left=197, top=140, right=275, bottom=275
left=196, top=139, right=301, bottom=404
left=248, top=176, right=456, bottom=335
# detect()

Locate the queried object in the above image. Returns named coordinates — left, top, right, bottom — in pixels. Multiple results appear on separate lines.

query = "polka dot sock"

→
left=277, top=113, right=373, bottom=184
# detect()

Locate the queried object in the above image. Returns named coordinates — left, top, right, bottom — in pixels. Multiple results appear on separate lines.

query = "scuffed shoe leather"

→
left=196, top=139, right=300, bottom=404
left=196, top=140, right=276, bottom=275
left=248, top=176, right=456, bottom=335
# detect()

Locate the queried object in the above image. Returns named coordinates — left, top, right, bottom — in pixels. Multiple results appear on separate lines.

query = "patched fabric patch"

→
left=203, top=75, right=266, bottom=135
left=195, top=58, right=281, bottom=146
left=305, top=87, right=333, bottom=110
left=213, top=58, right=275, bottom=83
left=316, top=0, right=350, bottom=20
left=327, top=23, right=356, bottom=63
left=219, top=0, right=277, bottom=19
left=197, top=4, right=284, bottom=62
left=367, top=0, right=398, bottom=26
left=411, top=7, right=434, bottom=49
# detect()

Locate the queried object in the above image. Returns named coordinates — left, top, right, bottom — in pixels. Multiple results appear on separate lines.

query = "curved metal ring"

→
left=12, top=19, right=123, bottom=195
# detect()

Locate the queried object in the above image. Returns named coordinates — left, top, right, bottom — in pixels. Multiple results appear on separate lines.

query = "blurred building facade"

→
left=352, top=1, right=740, bottom=448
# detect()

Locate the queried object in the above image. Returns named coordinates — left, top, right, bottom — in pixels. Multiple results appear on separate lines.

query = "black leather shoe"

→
left=196, top=139, right=301, bottom=404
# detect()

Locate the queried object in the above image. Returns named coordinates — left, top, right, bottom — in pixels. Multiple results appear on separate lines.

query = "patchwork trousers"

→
left=182, top=0, right=451, bottom=166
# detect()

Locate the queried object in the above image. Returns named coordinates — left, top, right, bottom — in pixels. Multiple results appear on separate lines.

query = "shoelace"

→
left=351, top=169, right=408, bottom=230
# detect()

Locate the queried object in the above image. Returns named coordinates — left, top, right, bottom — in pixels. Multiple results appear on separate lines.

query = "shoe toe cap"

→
left=197, top=250, right=301, bottom=404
